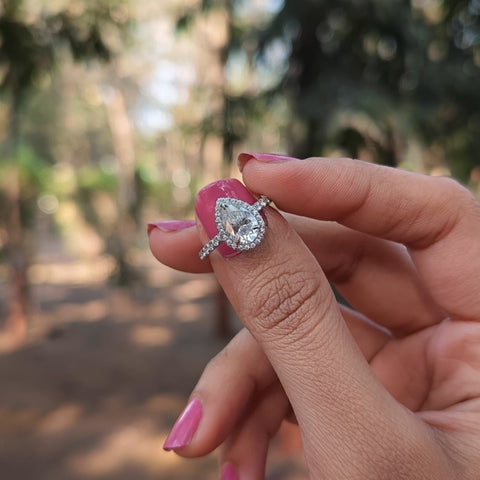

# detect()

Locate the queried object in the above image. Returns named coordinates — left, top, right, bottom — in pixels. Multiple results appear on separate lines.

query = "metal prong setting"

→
left=199, top=196, right=271, bottom=260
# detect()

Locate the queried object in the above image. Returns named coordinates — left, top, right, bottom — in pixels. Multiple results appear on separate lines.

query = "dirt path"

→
left=0, top=261, right=306, bottom=479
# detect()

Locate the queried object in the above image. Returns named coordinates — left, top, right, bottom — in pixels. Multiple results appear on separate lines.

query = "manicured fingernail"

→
left=195, top=178, right=257, bottom=258
left=237, top=152, right=298, bottom=171
left=147, top=220, right=196, bottom=235
left=163, top=398, right=203, bottom=451
left=221, top=463, right=239, bottom=480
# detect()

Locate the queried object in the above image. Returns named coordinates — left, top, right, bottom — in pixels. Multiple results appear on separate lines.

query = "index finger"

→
left=239, top=154, right=480, bottom=319
left=192, top=178, right=447, bottom=478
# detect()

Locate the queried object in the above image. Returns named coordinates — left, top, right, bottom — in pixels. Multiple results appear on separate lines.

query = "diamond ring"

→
left=199, top=195, right=271, bottom=260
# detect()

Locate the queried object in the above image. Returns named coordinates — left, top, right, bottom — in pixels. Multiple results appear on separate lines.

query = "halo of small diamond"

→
left=199, top=236, right=221, bottom=260
left=198, top=195, right=271, bottom=259
left=254, top=196, right=271, bottom=211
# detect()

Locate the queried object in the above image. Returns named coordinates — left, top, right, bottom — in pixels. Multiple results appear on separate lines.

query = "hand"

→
left=149, top=154, right=480, bottom=479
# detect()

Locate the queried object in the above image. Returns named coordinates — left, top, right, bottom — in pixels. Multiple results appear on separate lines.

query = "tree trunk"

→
left=105, top=86, right=137, bottom=285
left=3, top=93, right=28, bottom=340
left=5, top=162, right=28, bottom=340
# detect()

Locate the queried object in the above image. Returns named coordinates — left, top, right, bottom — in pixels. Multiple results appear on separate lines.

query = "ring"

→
left=199, top=195, right=271, bottom=260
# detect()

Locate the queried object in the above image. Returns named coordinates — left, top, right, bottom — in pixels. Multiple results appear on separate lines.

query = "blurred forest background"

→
left=0, top=0, right=479, bottom=479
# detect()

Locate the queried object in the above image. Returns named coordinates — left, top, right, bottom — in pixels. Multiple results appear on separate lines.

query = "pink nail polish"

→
left=221, top=463, right=239, bottom=480
left=147, top=220, right=196, bottom=235
left=237, top=152, right=298, bottom=171
left=163, top=398, right=203, bottom=451
left=195, top=179, right=258, bottom=258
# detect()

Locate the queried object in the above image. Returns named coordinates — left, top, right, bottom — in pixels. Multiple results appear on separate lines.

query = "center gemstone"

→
left=217, top=199, right=260, bottom=246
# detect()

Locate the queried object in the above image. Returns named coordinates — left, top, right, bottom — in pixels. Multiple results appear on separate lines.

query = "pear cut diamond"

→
left=215, top=198, right=266, bottom=250
left=199, top=195, right=270, bottom=259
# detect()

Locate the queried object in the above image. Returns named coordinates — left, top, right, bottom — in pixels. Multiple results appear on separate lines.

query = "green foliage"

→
left=0, top=0, right=134, bottom=285
left=16, top=144, right=51, bottom=188
left=0, top=144, right=51, bottom=192
left=0, top=0, right=130, bottom=103
left=178, top=0, right=480, bottom=179
left=257, top=1, right=480, bottom=168
left=0, top=144, right=52, bottom=230
left=77, top=166, right=117, bottom=192
left=175, top=13, right=195, bottom=33
left=0, top=16, right=54, bottom=97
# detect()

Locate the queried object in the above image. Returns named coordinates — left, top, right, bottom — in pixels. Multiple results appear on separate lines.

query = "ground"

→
left=0, top=252, right=307, bottom=480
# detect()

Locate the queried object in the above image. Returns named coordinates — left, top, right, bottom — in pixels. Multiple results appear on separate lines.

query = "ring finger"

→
left=149, top=215, right=444, bottom=337
left=163, top=306, right=390, bottom=458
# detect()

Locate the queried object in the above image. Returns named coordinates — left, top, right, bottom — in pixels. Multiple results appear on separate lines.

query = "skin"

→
left=149, top=156, right=480, bottom=479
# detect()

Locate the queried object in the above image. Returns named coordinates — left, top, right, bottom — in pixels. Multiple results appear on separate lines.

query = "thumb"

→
left=194, top=179, right=449, bottom=478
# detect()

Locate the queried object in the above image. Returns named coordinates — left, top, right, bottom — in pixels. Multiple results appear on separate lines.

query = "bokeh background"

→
left=0, top=1, right=479, bottom=479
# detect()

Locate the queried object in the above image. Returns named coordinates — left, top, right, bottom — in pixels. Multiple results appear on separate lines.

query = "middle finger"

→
left=149, top=215, right=445, bottom=336
left=288, top=215, right=446, bottom=336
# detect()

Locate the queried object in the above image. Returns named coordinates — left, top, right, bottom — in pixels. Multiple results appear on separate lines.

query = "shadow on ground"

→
left=0, top=263, right=307, bottom=480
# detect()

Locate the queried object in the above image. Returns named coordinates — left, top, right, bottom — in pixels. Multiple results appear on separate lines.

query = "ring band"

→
left=199, top=195, right=271, bottom=260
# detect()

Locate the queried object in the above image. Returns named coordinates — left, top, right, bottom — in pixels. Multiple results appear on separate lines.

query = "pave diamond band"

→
left=199, top=195, right=271, bottom=260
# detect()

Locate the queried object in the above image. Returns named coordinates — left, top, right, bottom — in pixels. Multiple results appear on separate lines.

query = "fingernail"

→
left=195, top=178, right=257, bottom=258
left=147, top=220, right=196, bottom=235
left=221, top=463, right=239, bottom=480
left=237, top=152, right=298, bottom=172
left=163, top=398, right=203, bottom=451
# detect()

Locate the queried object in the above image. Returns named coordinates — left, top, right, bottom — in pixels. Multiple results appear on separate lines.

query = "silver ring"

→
left=199, top=195, right=271, bottom=260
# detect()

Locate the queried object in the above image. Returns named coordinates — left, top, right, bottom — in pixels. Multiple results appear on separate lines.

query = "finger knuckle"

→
left=438, top=176, right=476, bottom=206
left=433, top=176, right=480, bottom=237
left=242, top=265, right=329, bottom=343
left=408, top=176, right=479, bottom=249
left=202, top=349, right=227, bottom=377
